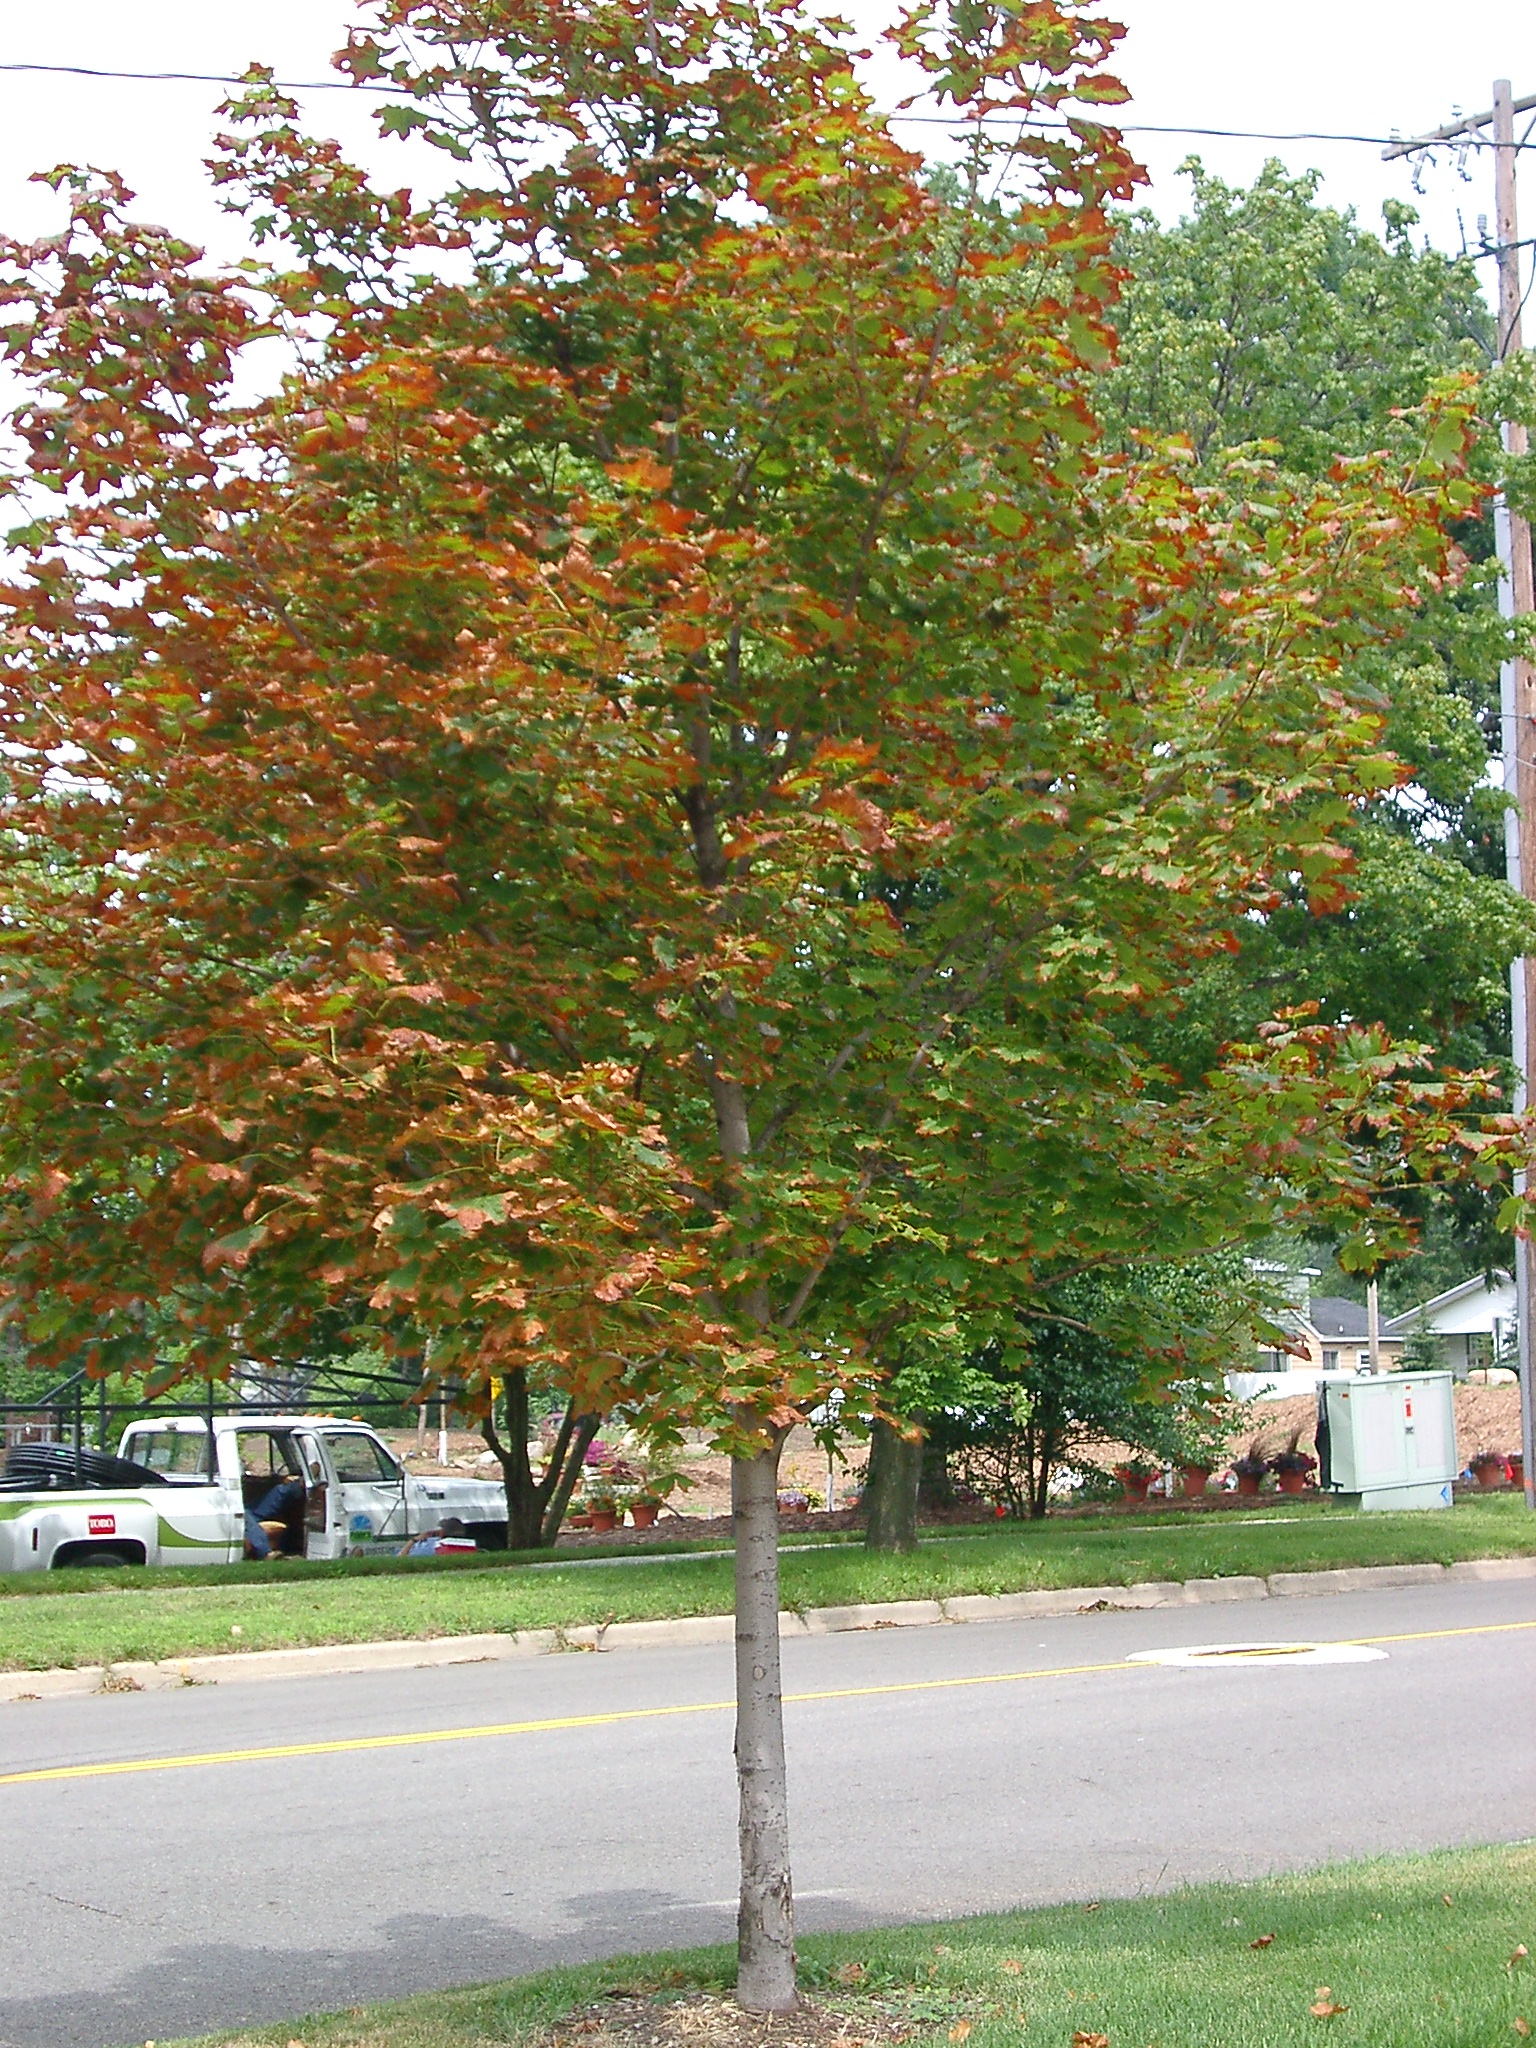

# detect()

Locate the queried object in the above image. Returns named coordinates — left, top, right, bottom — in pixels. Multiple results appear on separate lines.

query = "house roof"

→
left=1383, top=1270, right=1515, bottom=1337
left=1307, top=1296, right=1374, bottom=1341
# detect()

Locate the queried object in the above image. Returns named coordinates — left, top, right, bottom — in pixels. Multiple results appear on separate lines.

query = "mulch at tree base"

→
left=547, top=1990, right=919, bottom=2048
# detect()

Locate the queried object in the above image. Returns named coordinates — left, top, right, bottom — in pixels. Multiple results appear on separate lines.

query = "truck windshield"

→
left=126, top=1429, right=210, bottom=1476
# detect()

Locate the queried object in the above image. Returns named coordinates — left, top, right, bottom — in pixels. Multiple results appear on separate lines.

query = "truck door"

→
left=318, top=1429, right=410, bottom=1554
left=294, top=1431, right=343, bottom=1561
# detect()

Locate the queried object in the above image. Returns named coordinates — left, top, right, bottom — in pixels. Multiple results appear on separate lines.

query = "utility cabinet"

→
left=1316, top=1371, right=1458, bottom=1511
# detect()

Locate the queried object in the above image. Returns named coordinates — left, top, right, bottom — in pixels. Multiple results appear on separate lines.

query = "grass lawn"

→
left=173, top=1842, right=1536, bottom=2047
left=0, top=1493, right=1530, bottom=1672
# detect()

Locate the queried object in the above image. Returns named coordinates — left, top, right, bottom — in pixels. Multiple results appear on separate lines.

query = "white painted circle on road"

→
left=1129, top=1640, right=1388, bottom=1668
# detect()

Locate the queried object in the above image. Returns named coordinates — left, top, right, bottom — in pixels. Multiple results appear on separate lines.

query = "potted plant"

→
left=1268, top=1429, right=1317, bottom=1497
left=585, top=1488, right=620, bottom=1533
left=777, top=1487, right=810, bottom=1514
left=1510, top=1452, right=1526, bottom=1489
left=1113, top=1459, right=1159, bottom=1505
left=1230, top=1439, right=1270, bottom=1498
left=1157, top=1384, right=1256, bottom=1503
left=1469, top=1449, right=1508, bottom=1490
left=625, top=1450, right=693, bottom=1529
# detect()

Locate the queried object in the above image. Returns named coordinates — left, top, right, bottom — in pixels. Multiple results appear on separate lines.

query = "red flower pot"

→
left=588, top=1508, right=619, bottom=1532
left=1236, top=1471, right=1263, bottom=1498
left=1510, top=1454, right=1525, bottom=1489
left=1180, top=1465, right=1212, bottom=1499
left=630, top=1502, right=659, bottom=1529
left=1275, top=1469, right=1308, bottom=1496
left=1471, top=1460, right=1506, bottom=1491
left=1116, top=1471, right=1153, bottom=1504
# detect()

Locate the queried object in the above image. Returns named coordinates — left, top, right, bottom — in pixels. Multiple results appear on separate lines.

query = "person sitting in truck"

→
left=244, top=1476, right=306, bottom=1560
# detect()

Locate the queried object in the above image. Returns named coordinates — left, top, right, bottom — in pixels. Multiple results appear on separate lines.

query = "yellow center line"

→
left=3, top=1616, right=1531, bottom=1790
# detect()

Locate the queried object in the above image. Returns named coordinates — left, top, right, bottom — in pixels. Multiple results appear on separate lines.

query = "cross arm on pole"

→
left=1383, top=93, right=1536, bottom=160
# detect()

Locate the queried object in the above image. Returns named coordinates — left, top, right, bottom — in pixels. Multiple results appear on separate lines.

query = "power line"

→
left=0, top=61, right=1529, bottom=152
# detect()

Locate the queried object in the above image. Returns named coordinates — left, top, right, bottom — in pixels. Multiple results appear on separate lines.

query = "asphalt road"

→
left=1, top=1578, right=1530, bottom=2048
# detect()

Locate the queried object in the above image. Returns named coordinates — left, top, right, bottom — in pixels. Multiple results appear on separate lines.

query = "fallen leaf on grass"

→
left=1443, top=1894, right=1454, bottom=1907
left=834, top=1963, right=868, bottom=1986
left=1309, top=1988, right=1349, bottom=2019
left=1511, top=1946, right=1530, bottom=1971
left=1083, top=1901, right=1101, bottom=1913
left=1001, top=1960, right=1023, bottom=1975
left=1250, top=1935, right=1275, bottom=1950
left=1513, top=2019, right=1530, bottom=2038
left=1071, top=2033, right=1109, bottom=2047
left=948, top=2024, right=971, bottom=2043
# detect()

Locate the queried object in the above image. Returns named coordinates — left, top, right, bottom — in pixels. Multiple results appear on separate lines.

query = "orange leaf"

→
left=1250, top=1934, right=1276, bottom=1949
left=948, top=2025, right=970, bottom=2044
left=832, top=1962, right=866, bottom=1986
left=1513, top=2020, right=1530, bottom=2038
left=1001, top=1959, right=1023, bottom=1974
left=1309, top=1988, right=1348, bottom=2018
left=1071, top=2034, right=1109, bottom=2048
left=1513, top=1946, right=1531, bottom=1971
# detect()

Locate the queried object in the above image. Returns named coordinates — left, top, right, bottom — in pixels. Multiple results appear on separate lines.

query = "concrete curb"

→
left=5, top=1554, right=1532, bottom=1704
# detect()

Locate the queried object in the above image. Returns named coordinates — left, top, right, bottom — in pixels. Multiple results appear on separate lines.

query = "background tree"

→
left=1103, top=160, right=1533, bottom=1296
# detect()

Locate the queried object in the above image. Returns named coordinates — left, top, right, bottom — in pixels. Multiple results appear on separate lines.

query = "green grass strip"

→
left=1, top=1495, right=1530, bottom=1672
left=173, top=1841, right=1536, bottom=2047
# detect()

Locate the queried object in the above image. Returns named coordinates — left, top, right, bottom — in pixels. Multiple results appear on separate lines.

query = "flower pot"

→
left=1235, top=1471, right=1263, bottom=1498
left=1510, top=1454, right=1525, bottom=1489
left=1471, top=1460, right=1506, bottom=1491
left=630, top=1502, right=659, bottom=1529
left=588, top=1508, right=619, bottom=1532
left=1117, top=1472, right=1153, bottom=1504
left=1180, top=1465, right=1212, bottom=1499
left=566, top=1511, right=593, bottom=1530
left=778, top=1501, right=808, bottom=1515
left=1275, top=1469, right=1308, bottom=1496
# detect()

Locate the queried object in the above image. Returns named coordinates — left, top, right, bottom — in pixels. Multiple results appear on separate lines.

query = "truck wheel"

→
left=72, top=1549, right=129, bottom=1568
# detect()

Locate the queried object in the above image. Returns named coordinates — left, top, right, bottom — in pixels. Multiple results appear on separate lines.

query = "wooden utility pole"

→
left=1366, top=1277, right=1382, bottom=1375
left=1387, top=86, right=1536, bottom=1507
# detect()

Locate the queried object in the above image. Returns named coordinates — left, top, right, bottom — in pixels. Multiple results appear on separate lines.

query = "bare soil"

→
left=547, top=1988, right=922, bottom=2048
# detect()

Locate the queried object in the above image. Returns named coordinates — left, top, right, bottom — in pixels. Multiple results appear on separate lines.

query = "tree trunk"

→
left=1028, top=1422, right=1061, bottom=1520
left=918, top=1434, right=953, bottom=1511
left=732, top=1444, right=797, bottom=2012
left=481, top=1374, right=600, bottom=1549
left=863, top=1416, right=923, bottom=1551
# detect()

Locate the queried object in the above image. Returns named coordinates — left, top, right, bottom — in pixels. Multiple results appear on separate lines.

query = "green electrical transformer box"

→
left=1316, top=1370, right=1457, bottom=1511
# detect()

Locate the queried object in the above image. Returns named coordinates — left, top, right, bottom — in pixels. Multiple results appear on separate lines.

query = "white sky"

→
left=0, top=1, right=1532, bottom=290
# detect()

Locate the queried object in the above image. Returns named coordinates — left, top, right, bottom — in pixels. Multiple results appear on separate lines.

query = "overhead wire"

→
left=0, top=62, right=1533, bottom=152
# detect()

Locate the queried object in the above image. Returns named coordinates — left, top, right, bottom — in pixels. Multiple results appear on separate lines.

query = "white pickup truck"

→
left=0, top=1415, right=509, bottom=1571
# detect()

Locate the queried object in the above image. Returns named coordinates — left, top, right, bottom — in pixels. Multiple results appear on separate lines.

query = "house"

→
left=1383, top=1272, right=1517, bottom=1377
left=1304, top=1296, right=1407, bottom=1376
left=1228, top=1291, right=1405, bottom=1400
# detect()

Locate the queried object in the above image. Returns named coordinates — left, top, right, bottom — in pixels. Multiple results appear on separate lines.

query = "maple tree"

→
left=0, top=0, right=1526, bottom=2010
